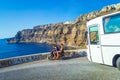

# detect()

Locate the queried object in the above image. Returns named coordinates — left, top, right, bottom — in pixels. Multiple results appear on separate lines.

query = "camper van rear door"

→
left=89, top=25, right=103, bottom=63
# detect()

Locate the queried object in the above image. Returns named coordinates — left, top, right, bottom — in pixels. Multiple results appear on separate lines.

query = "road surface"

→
left=0, top=57, right=120, bottom=80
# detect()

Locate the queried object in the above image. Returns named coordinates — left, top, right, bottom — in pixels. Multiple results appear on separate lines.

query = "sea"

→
left=0, top=39, right=53, bottom=59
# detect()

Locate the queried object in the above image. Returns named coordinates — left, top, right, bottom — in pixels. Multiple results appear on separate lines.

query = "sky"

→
left=0, top=0, right=120, bottom=39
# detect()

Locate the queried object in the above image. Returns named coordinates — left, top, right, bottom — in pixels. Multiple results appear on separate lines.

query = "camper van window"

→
left=89, top=26, right=99, bottom=45
left=103, top=14, right=120, bottom=34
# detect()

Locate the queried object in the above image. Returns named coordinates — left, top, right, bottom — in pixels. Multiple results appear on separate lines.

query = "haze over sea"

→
left=0, top=39, right=53, bottom=59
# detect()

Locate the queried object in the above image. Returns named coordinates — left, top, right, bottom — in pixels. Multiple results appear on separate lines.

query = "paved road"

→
left=0, top=57, right=120, bottom=80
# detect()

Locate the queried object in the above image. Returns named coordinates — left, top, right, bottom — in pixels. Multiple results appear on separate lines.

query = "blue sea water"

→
left=0, top=39, right=53, bottom=59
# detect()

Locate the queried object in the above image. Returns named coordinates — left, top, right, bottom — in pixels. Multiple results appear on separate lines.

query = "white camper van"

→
left=87, top=11, right=120, bottom=70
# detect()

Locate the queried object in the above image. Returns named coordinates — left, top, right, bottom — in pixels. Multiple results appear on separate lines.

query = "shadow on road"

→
left=62, top=51, right=87, bottom=60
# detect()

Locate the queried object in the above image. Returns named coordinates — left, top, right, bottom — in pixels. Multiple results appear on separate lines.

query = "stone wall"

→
left=0, top=50, right=86, bottom=68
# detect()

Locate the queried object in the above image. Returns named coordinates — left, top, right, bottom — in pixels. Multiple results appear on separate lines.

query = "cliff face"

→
left=8, top=3, right=120, bottom=48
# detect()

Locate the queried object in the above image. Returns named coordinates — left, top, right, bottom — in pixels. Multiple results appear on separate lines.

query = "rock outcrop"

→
left=7, top=3, right=120, bottom=48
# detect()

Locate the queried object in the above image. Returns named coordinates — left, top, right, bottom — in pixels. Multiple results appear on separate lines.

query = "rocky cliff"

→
left=7, top=3, right=120, bottom=48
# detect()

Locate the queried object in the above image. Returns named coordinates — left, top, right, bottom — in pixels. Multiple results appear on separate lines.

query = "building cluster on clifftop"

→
left=8, top=3, right=120, bottom=48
